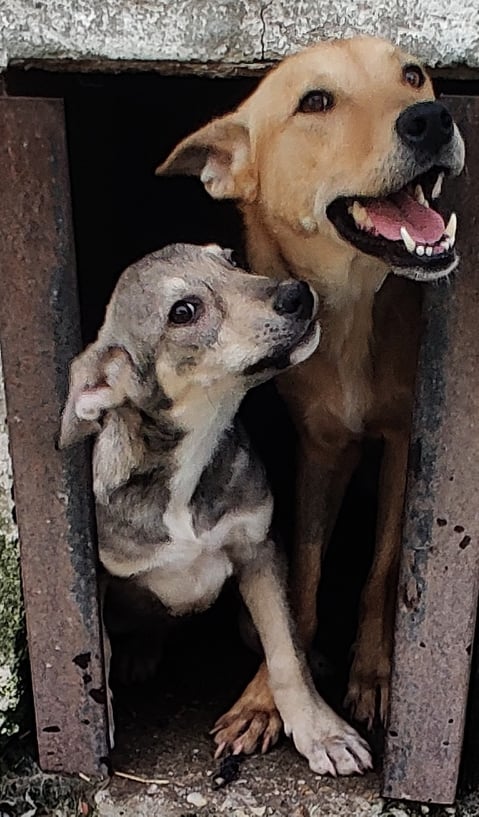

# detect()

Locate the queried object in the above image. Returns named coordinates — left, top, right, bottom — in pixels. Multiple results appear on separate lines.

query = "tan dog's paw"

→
left=344, top=654, right=391, bottom=728
left=212, top=663, right=283, bottom=756
left=212, top=701, right=283, bottom=757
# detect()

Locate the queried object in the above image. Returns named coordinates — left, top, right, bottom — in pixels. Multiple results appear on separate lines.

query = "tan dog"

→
left=157, top=36, right=465, bottom=755
left=60, top=243, right=373, bottom=775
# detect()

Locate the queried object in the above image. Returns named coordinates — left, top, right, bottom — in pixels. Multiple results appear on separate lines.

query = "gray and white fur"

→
left=60, top=242, right=371, bottom=775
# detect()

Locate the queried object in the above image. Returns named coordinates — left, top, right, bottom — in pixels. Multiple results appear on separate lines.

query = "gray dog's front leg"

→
left=238, top=544, right=372, bottom=776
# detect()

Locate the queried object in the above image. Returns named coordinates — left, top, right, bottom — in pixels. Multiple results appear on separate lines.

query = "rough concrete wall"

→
left=0, top=350, right=22, bottom=738
left=0, top=0, right=478, bottom=71
left=262, top=1, right=479, bottom=66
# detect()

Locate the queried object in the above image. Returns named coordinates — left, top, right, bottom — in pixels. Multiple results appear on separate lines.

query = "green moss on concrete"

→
left=0, top=517, right=27, bottom=740
left=0, top=750, right=101, bottom=817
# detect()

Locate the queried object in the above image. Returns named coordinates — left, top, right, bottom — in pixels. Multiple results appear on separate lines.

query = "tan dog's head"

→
left=157, top=37, right=464, bottom=283
left=59, top=243, right=319, bottom=447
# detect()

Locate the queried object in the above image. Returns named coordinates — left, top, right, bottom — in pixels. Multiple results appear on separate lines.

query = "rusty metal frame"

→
left=0, top=98, right=109, bottom=775
left=383, top=97, right=479, bottom=805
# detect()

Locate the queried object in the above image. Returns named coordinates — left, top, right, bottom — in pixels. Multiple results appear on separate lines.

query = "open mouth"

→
left=327, top=167, right=458, bottom=279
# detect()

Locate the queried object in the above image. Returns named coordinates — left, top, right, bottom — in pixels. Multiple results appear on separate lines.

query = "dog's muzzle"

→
left=395, top=101, right=454, bottom=160
left=273, top=280, right=315, bottom=320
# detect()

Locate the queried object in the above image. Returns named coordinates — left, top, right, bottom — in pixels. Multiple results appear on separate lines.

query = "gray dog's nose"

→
left=273, top=281, right=314, bottom=319
left=396, top=101, right=454, bottom=156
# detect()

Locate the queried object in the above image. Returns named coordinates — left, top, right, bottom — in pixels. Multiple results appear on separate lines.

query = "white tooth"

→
left=426, top=246, right=433, bottom=256
left=400, top=226, right=416, bottom=253
left=416, top=245, right=425, bottom=256
left=442, top=238, right=450, bottom=251
left=415, top=185, right=427, bottom=207
left=350, top=201, right=373, bottom=229
left=444, top=212, right=457, bottom=244
left=431, top=172, right=444, bottom=200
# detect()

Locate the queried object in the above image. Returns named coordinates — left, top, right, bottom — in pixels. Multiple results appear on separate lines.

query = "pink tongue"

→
left=365, top=191, right=445, bottom=244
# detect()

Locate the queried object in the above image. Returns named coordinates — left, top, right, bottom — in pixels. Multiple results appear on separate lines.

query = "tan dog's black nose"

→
left=396, top=101, right=454, bottom=157
left=273, top=281, right=314, bottom=319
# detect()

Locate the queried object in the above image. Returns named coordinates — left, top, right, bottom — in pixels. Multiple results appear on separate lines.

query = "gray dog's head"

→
left=60, top=243, right=320, bottom=447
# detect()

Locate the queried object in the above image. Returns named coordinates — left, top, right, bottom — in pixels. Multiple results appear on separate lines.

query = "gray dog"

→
left=60, top=243, right=371, bottom=775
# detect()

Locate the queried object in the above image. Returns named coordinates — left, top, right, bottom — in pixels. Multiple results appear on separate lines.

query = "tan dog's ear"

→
left=59, top=345, right=136, bottom=448
left=156, top=114, right=257, bottom=202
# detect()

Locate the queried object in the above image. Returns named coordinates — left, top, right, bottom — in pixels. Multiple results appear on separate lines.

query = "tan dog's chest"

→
left=277, top=276, right=421, bottom=445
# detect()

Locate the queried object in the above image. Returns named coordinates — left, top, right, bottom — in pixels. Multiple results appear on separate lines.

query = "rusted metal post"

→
left=383, top=97, right=479, bottom=804
left=0, top=98, right=109, bottom=775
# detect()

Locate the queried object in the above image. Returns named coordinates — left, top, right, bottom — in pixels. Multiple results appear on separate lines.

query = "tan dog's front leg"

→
left=345, top=431, right=409, bottom=727
left=291, top=441, right=361, bottom=645
left=236, top=545, right=372, bottom=775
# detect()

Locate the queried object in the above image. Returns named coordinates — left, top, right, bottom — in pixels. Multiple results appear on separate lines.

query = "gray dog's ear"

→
left=155, top=113, right=257, bottom=203
left=59, top=345, right=137, bottom=448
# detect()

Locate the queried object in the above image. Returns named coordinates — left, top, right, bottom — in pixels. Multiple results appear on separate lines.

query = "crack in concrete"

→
left=259, top=0, right=274, bottom=60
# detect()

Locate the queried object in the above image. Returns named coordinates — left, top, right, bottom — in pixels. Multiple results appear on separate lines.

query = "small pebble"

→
left=146, top=784, right=159, bottom=795
left=186, top=792, right=207, bottom=808
left=251, top=808, right=266, bottom=817
left=420, top=807, right=430, bottom=815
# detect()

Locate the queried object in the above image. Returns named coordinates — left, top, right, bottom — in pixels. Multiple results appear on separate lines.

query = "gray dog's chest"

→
left=190, top=424, right=270, bottom=531
left=96, top=416, right=272, bottom=614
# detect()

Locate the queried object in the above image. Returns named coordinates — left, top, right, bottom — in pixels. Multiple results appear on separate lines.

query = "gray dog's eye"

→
left=168, top=299, right=200, bottom=325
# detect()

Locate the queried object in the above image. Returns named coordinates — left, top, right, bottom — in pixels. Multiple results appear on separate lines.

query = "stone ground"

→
left=94, top=613, right=477, bottom=817
left=2, top=609, right=479, bottom=816
left=95, top=673, right=477, bottom=817
left=101, top=693, right=385, bottom=817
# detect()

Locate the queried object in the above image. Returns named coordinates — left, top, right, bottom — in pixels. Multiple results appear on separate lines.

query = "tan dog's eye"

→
left=297, top=90, right=334, bottom=114
left=403, top=64, right=425, bottom=89
left=168, top=300, right=200, bottom=325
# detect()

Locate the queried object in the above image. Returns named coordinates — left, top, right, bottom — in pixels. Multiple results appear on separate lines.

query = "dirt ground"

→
left=2, top=618, right=479, bottom=817
left=106, top=669, right=382, bottom=817
left=2, top=587, right=478, bottom=817
left=91, top=609, right=473, bottom=817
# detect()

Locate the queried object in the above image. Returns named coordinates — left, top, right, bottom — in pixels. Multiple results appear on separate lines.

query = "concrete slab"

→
left=0, top=0, right=478, bottom=73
